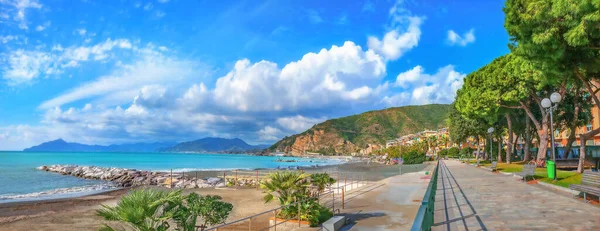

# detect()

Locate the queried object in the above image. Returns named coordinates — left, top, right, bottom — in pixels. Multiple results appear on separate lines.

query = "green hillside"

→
left=268, top=104, right=450, bottom=155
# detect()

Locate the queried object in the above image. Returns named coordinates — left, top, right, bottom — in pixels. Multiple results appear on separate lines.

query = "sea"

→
left=0, top=151, right=342, bottom=203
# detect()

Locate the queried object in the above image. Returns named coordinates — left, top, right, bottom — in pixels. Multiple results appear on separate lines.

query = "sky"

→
left=0, top=0, right=510, bottom=150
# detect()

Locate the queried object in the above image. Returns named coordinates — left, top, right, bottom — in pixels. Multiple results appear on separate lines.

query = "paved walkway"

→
left=433, top=160, right=600, bottom=231
left=328, top=164, right=435, bottom=231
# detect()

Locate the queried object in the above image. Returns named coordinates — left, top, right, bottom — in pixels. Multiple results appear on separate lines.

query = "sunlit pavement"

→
left=330, top=164, right=435, bottom=231
left=433, top=160, right=600, bottom=231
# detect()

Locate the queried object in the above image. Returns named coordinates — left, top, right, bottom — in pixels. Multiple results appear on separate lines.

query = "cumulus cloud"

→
left=276, top=115, right=326, bottom=133
left=367, top=0, right=422, bottom=61
left=258, top=126, right=282, bottom=141
left=447, top=29, right=475, bottom=46
left=385, top=65, right=466, bottom=106
left=214, top=41, right=386, bottom=112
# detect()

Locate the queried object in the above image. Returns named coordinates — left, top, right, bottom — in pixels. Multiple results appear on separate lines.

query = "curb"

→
left=465, top=164, right=581, bottom=195
left=535, top=180, right=580, bottom=195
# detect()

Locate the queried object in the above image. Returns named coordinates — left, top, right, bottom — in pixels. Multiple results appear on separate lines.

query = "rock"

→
left=207, top=177, right=222, bottom=184
left=36, top=166, right=47, bottom=171
left=215, top=182, right=226, bottom=187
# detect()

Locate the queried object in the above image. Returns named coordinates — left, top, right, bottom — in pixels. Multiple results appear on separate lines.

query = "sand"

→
left=0, top=187, right=278, bottom=231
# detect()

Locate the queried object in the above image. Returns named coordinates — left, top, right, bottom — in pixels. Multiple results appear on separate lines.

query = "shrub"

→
left=438, top=149, right=448, bottom=157
left=97, top=189, right=233, bottom=231
left=448, top=147, right=460, bottom=158
left=460, top=147, right=474, bottom=156
left=261, top=171, right=333, bottom=227
left=310, top=173, right=336, bottom=193
left=403, top=150, right=426, bottom=164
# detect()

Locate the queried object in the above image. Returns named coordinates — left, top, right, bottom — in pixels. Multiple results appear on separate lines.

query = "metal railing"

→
left=410, top=161, right=439, bottom=231
left=201, top=171, right=370, bottom=231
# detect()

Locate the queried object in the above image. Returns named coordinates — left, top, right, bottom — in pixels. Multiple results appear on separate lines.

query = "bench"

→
left=515, top=164, right=536, bottom=182
left=489, top=161, right=498, bottom=171
left=569, top=171, right=600, bottom=201
left=555, top=159, right=596, bottom=170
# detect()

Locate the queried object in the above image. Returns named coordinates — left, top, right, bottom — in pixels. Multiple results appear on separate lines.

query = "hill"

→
left=160, top=137, right=267, bottom=153
left=268, top=104, right=451, bottom=155
left=23, top=139, right=176, bottom=152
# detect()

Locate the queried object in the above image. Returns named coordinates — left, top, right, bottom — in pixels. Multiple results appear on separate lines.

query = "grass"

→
left=463, top=160, right=582, bottom=188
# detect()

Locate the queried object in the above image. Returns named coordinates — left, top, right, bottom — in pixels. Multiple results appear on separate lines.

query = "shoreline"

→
left=1, top=156, right=357, bottom=205
left=0, top=161, right=425, bottom=230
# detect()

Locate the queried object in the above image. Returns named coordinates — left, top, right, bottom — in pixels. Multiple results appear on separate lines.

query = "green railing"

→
left=410, top=160, right=439, bottom=231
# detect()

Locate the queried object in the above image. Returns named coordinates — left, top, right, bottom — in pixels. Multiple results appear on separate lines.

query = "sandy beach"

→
left=0, top=162, right=425, bottom=231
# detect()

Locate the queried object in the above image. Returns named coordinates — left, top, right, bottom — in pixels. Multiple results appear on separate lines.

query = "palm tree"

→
left=96, top=189, right=183, bottom=231
left=260, top=171, right=309, bottom=205
left=309, top=173, right=336, bottom=193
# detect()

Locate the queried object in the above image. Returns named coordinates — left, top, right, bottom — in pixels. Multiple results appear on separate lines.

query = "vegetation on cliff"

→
left=268, top=104, right=450, bottom=155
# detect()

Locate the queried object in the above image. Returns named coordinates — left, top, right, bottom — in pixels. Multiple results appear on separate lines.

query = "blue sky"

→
left=0, top=0, right=509, bottom=150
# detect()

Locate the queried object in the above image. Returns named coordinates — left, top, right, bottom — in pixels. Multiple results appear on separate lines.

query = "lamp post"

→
left=488, top=127, right=494, bottom=161
left=542, top=92, right=562, bottom=180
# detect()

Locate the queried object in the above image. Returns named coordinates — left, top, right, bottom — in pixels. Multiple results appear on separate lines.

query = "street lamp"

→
left=542, top=92, right=561, bottom=180
left=488, top=127, right=494, bottom=161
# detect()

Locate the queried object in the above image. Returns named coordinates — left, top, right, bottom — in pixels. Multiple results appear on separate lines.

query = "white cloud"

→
left=367, top=0, right=422, bottom=61
left=447, top=29, right=475, bottom=46
left=214, top=41, right=386, bottom=112
left=75, top=28, right=87, bottom=36
left=2, top=38, right=138, bottom=85
left=3, top=50, right=53, bottom=85
left=276, top=115, right=326, bottom=133
left=394, top=65, right=423, bottom=88
left=35, top=21, right=50, bottom=31
left=157, top=0, right=169, bottom=3
left=39, top=51, right=199, bottom=109
left=307, top=9, right=323, bottom=24
left=258, top=126, right=283, bottom=141
left=156, top=11, right=166, bottom=18
left=1, top=0, right=43, bottom=30
left=0, top=35, right=18, bottom=43
left=386, top=65, right=466, bottom=106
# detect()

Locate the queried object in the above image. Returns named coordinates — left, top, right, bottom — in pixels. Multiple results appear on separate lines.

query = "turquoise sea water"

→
left=0, top=151, right=340, bottom=203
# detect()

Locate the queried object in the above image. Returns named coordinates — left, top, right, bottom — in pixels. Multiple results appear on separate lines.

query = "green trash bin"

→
left=547, top=160, right=556, bottom=179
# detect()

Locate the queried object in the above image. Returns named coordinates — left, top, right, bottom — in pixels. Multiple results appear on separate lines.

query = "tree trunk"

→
left=524, top=116, right=531, bottom=161
left=578, top=127, right=600, bottom=173
left=513, top=134, right=521, bottom=161
left=564, top=128, right=577, bottom=159
left=538, top=125, right=549, bottom=161
left=564, top=88, right=581, bottom=159
left=519, top=100, right=549, bottom=161
left=476, top=135, right=481, bottom=161
left=497, top=136, right=503, bottom=162
left=505, top=114, right=513, bottom=164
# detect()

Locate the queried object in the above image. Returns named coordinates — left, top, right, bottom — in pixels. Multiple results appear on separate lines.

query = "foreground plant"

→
left=97, top=189, right=233, bottom=231
left=96, top=189, right=182, bottom=231
left=309, top=173, right=336, bottom=193
left=172, top=194, right=233, bottom=231
left=260, top=171, right=333, bottom=227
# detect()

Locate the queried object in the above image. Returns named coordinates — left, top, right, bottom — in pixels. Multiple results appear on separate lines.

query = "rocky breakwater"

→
left=37, top=165, right=226, bottom=189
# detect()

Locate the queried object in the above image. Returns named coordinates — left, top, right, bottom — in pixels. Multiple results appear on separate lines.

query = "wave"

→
left=0, top=183, right=119, bottom=202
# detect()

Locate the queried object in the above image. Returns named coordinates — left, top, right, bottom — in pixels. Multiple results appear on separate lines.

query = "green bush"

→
left=460, top=147, right=474, bottom=156
left=438, top=149, right=448, bottom=157
left=403, top=150, right=426, bottom=164
left=448, top=147, right=460, bottom=158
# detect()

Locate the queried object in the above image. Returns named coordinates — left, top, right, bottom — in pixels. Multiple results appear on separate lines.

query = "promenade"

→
left=433, top=160, right=600, bottom=231
left=329, top=164, right=436, bottom=230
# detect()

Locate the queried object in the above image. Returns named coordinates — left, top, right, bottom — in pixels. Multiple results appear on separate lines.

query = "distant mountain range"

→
left=24, top=137, right=270, bottom=153
left=159, top=137, right=270, bottom=153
